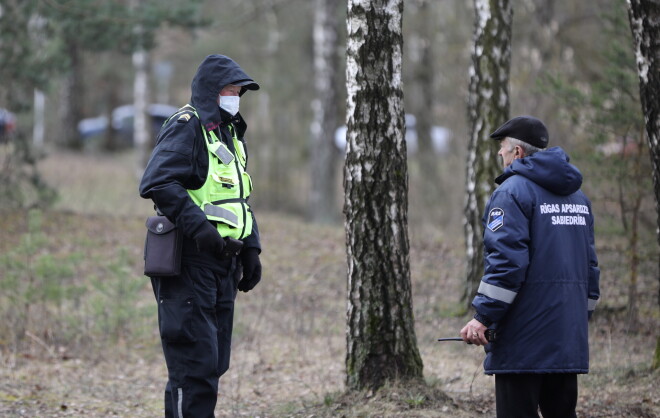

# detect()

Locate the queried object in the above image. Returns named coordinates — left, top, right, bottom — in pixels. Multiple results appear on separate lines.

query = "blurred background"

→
left=2, top=0, right=653, bottom=232
left=0, top=0, right=658, bottom=415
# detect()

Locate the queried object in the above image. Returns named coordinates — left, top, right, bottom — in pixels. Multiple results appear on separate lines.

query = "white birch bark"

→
left=33, top=89, right=45, bottom=147
left=627, top=0, right=660, bottom=247
left=626, top=3, right=660, bottom=361
left=345, top=0, right=423, bottom=391
left=464, top=0, right=512, bottom=304
left=133, top=49, right=149, bottom=175
left=310, top=0, right=340, bottom=223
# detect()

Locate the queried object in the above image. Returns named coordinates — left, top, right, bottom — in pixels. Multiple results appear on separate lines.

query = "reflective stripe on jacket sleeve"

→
left=588, top=297, right=598, bottom=312
left=478, top=281, right=518, bottom=304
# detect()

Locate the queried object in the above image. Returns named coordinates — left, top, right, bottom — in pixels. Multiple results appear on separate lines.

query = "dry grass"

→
left=0, top=149, right=658, bottom=417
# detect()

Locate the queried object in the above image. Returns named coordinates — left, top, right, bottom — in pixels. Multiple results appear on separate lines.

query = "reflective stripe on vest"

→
left=183, top=106, right=254, bottom=240
left=204, top=203, right=239, bottom=226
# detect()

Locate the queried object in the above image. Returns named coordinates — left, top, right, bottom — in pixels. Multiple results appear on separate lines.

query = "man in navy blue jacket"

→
left=460, top=116, right=600, bottom=418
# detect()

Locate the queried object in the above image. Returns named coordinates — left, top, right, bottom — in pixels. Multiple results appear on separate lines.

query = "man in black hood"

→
left=140, top=54, right=263, bottom=417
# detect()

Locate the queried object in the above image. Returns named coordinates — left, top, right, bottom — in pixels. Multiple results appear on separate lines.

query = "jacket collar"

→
left=218, top=109, right=247, bottom=138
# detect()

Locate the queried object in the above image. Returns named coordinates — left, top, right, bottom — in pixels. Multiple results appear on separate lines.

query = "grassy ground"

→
left=0, top=149, right=658, bottom=417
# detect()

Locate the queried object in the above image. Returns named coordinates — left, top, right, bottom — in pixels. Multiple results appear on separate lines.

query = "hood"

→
left=190, top=54, right=259, bottom=132
left=496, top=147, right=583, bottom=195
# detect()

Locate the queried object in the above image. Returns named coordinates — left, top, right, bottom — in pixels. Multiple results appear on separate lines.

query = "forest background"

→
left=0, top=0, right=658, bottom=416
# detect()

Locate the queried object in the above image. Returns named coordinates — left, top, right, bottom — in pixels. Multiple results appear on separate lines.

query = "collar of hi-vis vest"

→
left=173, top=104, right=243, bottom=167
left=200, top=124, right=246, bottom=168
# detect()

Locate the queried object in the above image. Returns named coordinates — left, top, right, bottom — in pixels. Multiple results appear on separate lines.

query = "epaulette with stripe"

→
left=164, top=105, right=196, bottom=126
left=176, top=112, right=193, bottom=123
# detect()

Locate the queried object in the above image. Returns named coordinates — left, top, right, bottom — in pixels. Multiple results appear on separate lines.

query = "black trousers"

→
left=495, top=373, right=578, bottom=418
left=151, top=260, right=238, bottom=418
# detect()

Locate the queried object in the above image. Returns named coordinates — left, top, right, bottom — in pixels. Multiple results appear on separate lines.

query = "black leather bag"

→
left=144, top=215, right=183, bottom=277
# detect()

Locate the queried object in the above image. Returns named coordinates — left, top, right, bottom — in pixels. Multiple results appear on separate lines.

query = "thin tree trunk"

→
left=628, top=192, right=640, bottom=326
left=133, top=49, right=150, bottom=173
left=102, top=59, right=123, bottom=152
left=464, top=0, right=513, bottom=305
left=263, top=2, right=286, bottom=209
left=413, top=0, right=438, bottom=194
left=618, top=128, right=646, bottom=329
left=310, top=0, right=340, bottom=223
left=59, top=40, right=84, bottom=150
left=626, top=0, right=660, bottom=368
left=345, top=0, right=423, bottom=391
left=132, top=0, right=150, bottom=174
left=33, top=90, right=45, bottom=147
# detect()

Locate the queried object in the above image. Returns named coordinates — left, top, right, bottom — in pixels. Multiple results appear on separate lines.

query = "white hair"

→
left=505, top=137, right=544, bottom=156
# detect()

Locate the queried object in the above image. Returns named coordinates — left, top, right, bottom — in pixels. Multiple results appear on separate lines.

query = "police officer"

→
left=140, top=54, right=263, bottom=417
left=460, top=116, right=600, bottom=417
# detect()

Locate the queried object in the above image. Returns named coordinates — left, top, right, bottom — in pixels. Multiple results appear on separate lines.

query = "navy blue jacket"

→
left=472, top=147, right=600, bottom=374
left=139, top=55, right=260, bottom=269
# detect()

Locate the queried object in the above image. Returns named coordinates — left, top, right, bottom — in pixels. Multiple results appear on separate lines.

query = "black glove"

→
left=193, top=221, right=225, bottom=255
left=238, top=248, right=261, bottom=292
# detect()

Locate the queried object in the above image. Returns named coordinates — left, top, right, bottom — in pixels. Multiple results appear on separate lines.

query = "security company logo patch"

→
left=487, top=207, right=504, bottom=232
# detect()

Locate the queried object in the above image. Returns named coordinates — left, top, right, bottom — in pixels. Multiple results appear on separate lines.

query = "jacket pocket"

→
left=158, top=297, right=196, bottom=343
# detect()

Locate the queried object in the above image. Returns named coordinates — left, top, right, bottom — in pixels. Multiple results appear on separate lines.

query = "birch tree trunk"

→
left=464, top=0, right=512, bottom=305
left=310, top=0, right=340, bottom=223
left=626, top=0, right=660, bottom=368
left=345, top=0, right=423, bottom=391
left=132, top=0, right=150, bottom=174
left=133, top=48, right=150, bottom=174
left=33, top=90, right=45, bottom=147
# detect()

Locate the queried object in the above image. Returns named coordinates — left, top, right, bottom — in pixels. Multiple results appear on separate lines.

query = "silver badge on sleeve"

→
left=487, top=207, right=504, bottom=232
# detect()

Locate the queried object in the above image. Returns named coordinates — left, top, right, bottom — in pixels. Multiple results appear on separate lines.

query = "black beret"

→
left=489, top=115, right=549, bottom=149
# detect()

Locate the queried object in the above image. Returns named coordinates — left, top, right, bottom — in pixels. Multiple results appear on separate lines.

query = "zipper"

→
left=228, top=125, right=248, bottom=238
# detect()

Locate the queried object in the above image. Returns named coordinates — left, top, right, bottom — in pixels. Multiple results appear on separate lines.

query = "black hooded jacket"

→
left=139, top=55, right=261, bottom=266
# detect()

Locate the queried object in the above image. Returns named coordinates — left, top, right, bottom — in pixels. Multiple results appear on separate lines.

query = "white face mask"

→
left=219, top=95, right=240, bottom=116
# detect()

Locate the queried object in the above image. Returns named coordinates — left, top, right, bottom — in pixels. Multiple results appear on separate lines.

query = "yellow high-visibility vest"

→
left=171, top=105, right=254, bottom=239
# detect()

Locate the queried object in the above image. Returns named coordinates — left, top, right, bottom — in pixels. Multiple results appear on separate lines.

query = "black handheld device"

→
left=220, top=237, right=243, bottom=259
left=437, top=329, right=497, bottom=343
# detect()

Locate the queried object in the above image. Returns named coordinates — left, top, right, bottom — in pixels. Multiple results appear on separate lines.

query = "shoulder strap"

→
left=163, top=104, right=198, bottom=127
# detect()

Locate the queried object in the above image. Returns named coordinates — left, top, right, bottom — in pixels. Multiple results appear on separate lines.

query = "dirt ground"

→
left=1, top=150, right=659, bottom=417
